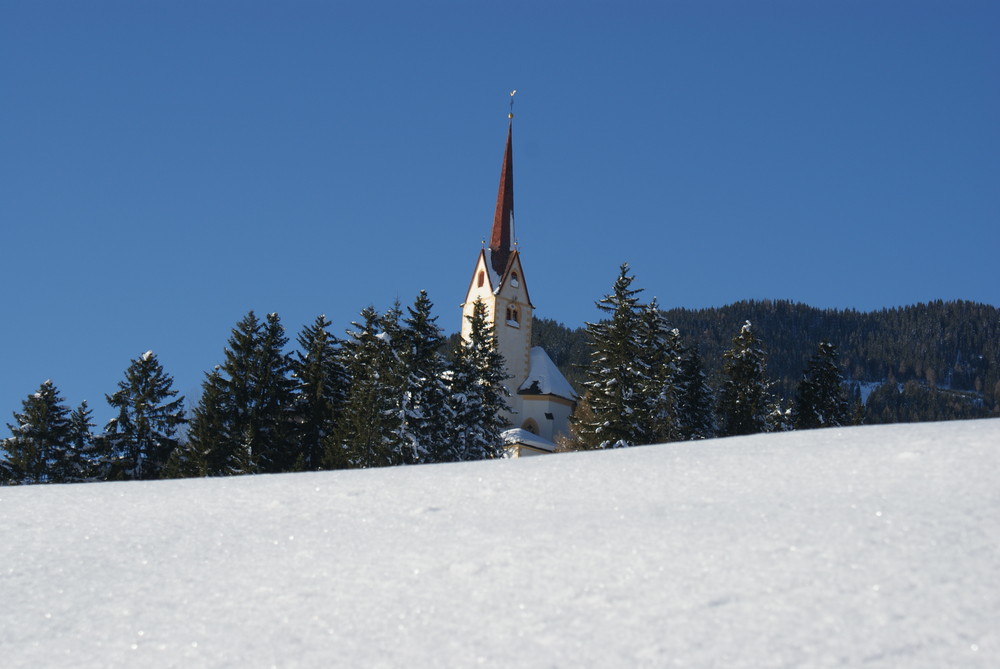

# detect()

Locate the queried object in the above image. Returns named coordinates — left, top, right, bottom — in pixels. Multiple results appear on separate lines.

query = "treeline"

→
left=560, top=265, right=855, bottom=450
left=534, top=296, right=999, bottom=426
left=5, top=269, right=996, bottom=485
left=1, top=293, right=508, bottom=485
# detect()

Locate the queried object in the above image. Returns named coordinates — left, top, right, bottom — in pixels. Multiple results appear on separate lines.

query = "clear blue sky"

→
left=2, top=0, right=998, bottom=426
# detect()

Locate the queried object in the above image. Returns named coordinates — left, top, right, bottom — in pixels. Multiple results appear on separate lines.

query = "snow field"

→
left=1, top=419, right=998, bottom=667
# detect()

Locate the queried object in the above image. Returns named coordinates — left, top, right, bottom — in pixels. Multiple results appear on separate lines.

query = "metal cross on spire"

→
left=509, top=89, right=516, bottom=119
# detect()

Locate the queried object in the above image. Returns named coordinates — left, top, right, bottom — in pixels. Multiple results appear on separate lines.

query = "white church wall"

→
left=518, top=396, right=575, bottom=443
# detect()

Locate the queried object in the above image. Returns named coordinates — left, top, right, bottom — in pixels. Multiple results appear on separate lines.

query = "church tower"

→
left=461, top=107, right=577, bottom=453
left=461, top=118, right=533, bottom=396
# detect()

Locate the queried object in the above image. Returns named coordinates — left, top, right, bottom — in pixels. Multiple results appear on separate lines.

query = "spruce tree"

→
left=0, top=451, right=12, bottom=485
left=716, top=321, right=775, bottom=436
left=575, top=263, right=645, bottom=449
left=67, top=401, right=97, bottom=482
left=676, top=344, right=715, bottom=440
left=173, top=369, right=230, bottom=477
left=400, top=291, right=453, bottom=464
left=848, top=383, right=865, bottom=425
left=293, top=315, right=348, bottom=471
left=185, top=311, right=297, bottom=476
left=334, top=305, right=407, bottom=468
left=794, top=342, right=850, bottom=429
left=634, top=299, right=682, bottom=444
left=252, top=312, right=299, bottom=472
left=449, top=299, right=510, bottom=461
left=104, top=351, right=186, bottom=480
left=3, top=380, right=73, bottom=484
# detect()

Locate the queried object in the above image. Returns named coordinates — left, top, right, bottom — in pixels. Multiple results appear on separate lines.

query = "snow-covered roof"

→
left=518, top=346, right=578, bottom=401
left=501, top=427, right=556, bottom=453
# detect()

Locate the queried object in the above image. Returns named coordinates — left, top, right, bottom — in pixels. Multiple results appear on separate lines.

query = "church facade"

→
left=460, top=119, right=577, bottom=456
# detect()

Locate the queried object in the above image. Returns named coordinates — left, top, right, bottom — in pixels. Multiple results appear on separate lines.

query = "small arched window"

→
left=510, top=271, right=519, bottom=288
left=522, top=418, right=539, bottom=435
left=477, top=270, right=485, bottom=288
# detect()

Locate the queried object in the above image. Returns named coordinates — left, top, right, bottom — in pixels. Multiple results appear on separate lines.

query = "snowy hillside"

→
left=2, top=420, right=999, bottom=668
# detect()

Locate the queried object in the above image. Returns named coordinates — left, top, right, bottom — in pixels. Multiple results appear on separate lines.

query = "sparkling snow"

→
left=2, top=419, right=999, bottom=668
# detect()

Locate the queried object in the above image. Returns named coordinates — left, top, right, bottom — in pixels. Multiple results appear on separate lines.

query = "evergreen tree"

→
left=575, top=263, right=645, bottom=449
left=634, top=299, right=682, bottom=444
left=185, top=311, right=297, bottom=476
left=66, top=401, right=98, bottom=482
left=0, top=451, right=13, bottom=485
left=3, top=380, right=73, bottom=484
left=449, top=299, right=510, bottom=461
left=767, top=398, right=794, bottom=432
left=253, top=312, right=300, bottom=473
left=104, top=350, right=186, bottom=480
left=716, top=321, right=775, bottom=436
left=676, top=344, right=715, bottom=440
left=293, top=315, right=348, bottom=471
left=794, top=342, right=850, bottom=429
left=171, top=369, right=230, bottom=477
left=848, top=383, right=865, bottom=425
left=334, top=305, right=407, bottom=468
left=400, top=291, right=454, bottom=464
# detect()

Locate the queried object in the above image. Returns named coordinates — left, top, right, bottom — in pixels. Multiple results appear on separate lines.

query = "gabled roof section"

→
left=462, top=248, right=504, bottom=307
left=518, top=347, right=578, bottom=401
left=489, top=121, right=514, bottom=278
left=496, top=249, right=533, bottom=307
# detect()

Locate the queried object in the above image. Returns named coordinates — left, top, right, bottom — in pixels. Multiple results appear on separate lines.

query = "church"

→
left=460, top=113, right=577, bottom=456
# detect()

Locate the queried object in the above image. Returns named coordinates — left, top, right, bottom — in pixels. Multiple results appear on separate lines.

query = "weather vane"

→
left=509, top=89, right=516, bottom=119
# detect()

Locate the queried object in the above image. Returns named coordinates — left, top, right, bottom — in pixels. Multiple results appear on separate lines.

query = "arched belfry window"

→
left=506, top=305, right=520, bottom=326
left=477, top=270, right=485, bottom=288
left=510, top=271, right=519, bottom=288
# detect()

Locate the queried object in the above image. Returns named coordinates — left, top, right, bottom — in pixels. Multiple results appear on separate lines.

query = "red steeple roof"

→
left=489, top=121, right=514, bottom=278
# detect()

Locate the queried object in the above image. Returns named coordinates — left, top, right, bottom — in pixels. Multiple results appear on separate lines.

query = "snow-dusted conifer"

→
left=66, top=400, right=98, bottom=481
left=184, top=313, right=263, bottom=476
left=3, top=380, right=73, bottom=484
left=400, top=291, right=454, bottom=464
left=634, top=299, right=682, bottom=444
left=0, top=451, right=12, bottom=485
left=449, top=299, right=510, bottom=461
left=253, top=312, right=299, bottom=473
left=575, top=263, right=645, bottom=449
left=173, top=369, right=230, bottom=477
left=794, top=342, right=849, bottom=429
left=716, top=321, right=775, bottom=436
left=184, top=311, right=296, bottom=476
left=675, top=345, right=715, bottom=440
left=103, top=351, right=185, bottom=480
left=335, top=305, right=407, bottom=468
left=293, top=315, right=348, bottom=471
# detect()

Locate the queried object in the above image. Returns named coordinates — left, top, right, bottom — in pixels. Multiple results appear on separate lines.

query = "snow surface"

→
left=518, top=346, right=578, bottom=400
left=2, top=419, right=999, bottom=668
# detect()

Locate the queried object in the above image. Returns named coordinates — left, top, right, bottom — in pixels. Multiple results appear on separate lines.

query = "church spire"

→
left=489, top=116, right=515, bottom=278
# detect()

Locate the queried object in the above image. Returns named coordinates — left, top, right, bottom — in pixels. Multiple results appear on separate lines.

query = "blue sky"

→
left=2, top=0, right=998, bottom=426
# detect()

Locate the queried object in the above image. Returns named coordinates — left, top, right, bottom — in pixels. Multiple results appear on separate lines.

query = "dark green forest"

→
left=533, top=299, right=1000, bottom=424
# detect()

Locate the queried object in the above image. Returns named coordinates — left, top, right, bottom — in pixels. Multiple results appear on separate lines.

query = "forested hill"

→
left=532, top=299, right=1000, bottom=424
